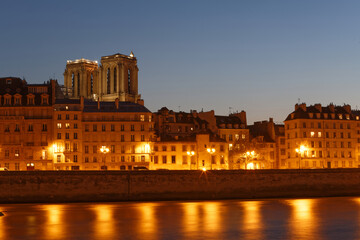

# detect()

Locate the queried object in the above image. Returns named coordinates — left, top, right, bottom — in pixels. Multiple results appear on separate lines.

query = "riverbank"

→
left=1, top=169, right=360, bottom=203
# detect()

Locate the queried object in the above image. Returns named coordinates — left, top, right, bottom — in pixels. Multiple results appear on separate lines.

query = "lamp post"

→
left=207, top=148, right=216, bottom=170
left=244, top=151, right=256, bottom=169
left=100, top=146, right=109, bottom=170
left=187, top=151, right=195, bottom=170
left=295, top=145, right=308, bottom=169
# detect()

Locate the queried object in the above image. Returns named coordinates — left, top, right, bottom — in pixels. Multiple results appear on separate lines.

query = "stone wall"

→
left=1, top=169, right=360, bottom=203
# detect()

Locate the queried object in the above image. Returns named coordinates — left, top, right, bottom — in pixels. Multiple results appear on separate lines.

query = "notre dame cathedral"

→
left=63, top=52, right=140, bottom=102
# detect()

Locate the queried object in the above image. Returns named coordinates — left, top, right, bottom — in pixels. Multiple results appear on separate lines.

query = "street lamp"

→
left=207, top=148, right=216, bottom=170
left=100, top=146, right=109, bottom=170
left=187, top=151, right=195, bottom=170
left=295, top=145, right=308, bottom=169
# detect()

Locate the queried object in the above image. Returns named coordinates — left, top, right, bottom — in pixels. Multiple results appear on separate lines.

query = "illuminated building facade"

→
left=284, top=103, right=359, bottom=169
left=0, top=77, right=57, bottom=170
left=64, top=52, right=140, bottom=102
left=151, top=133, right=229, bottom=170
left=52, top=98, right=154, bottom=170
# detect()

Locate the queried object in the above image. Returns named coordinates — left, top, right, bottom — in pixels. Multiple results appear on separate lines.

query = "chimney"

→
left=115, top=98, right=119, bottom=109
left=295, top=103, right=299, bottom=111
left=299, top=103, right=306, bottom=112
left=314, top=103, right=322, bottom=112
left=269, top=117, right=273, bottom=123
left=343, top=104, right=351, bottom=114
left=329, top=103, right=335, bottom=112
left=97, top=98, right=100, bottom=110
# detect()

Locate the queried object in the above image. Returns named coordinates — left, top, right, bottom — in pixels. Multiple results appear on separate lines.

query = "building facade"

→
left=284, top=103, right=359, bottom=169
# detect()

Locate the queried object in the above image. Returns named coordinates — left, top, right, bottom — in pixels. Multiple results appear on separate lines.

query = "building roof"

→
left=285, top=103, right=356, bottom=121
left=83, top=101, right=151, bottom=113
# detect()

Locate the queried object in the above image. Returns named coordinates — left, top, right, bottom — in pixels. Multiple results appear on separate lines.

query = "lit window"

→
left=57, top=123, right=62, bottom=129
left=65, top=123, right=70, bottom=129
left=140, top=115, right=145, bottom=122
left=310, top=132, right=315, bottom=137
left=318, top=132, right=321, bottom=137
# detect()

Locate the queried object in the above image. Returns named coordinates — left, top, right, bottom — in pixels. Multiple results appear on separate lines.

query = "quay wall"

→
left=1, top=169, right=360, bottom=203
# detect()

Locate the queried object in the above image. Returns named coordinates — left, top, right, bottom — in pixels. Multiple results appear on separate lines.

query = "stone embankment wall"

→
left=1, top=169, right=360, bottom=203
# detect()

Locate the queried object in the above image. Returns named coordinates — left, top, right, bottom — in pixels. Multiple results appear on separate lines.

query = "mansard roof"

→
left=285, top=103, right=356, bottom=121
left=83, top=101, right=151, bottom=113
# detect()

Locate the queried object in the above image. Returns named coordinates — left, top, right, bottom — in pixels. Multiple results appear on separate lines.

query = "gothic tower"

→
left=64, top=52, right=140, bottom=102
left=63, top=59, right=99, bottom=99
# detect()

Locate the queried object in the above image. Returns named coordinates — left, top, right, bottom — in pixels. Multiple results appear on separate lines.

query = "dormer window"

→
left=14, top=94, right=21, bottom=105
left=27, top=94, right=35, bottom=105
left=4, top=94, right=11, bottom=105
left=338, top=114, right=343, bottom=120
left=309, top=113, right=313, bottom=119
left=346, top=114, right=350, bottom=120
left=41, top=94, right=49, bottom=105
left=6, top=79, right=11, bottom=85
left=324, top=113, right=328, bottom=119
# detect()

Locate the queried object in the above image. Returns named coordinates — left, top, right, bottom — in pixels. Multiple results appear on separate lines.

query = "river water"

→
left=0, top=197, right=360, bottom=240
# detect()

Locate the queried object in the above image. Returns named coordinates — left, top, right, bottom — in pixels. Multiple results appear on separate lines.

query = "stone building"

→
left=248, top=118, right=285, bottom=169
left=0, top=77, right=58, bottom=170
left=151, top=133, right=229, bottom=170
left=64, top=52, right=140, bottom=103
left=52, top=98, right=154, bottom=170
left=284, top=103, right=359, bottom=169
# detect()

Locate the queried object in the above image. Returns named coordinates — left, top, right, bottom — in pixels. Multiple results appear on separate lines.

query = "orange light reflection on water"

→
left=92, top=204, right=115, bottom=239
left=287, top=199, right=319, bottom=239
left=136, top=203, right=158, bottom=238
left=44, top=205, right=64, bottom=239
left=182, top=202, right=200, bottom=234
left=0, top=212, right=5, bottom=239
left=202, top=202, right=221, bottom=237
left=241, top=201, right=263, bottom=240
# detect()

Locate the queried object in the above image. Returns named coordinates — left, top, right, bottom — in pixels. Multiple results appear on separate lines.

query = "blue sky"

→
left=1, top=0, right=360, bottom=123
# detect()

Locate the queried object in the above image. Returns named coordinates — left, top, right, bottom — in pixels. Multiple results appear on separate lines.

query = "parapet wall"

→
left=1, top=169, right=360, bottom=203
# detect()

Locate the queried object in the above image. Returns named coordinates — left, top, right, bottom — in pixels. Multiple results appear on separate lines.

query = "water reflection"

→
left=44, top=205, right=64, bottom=239
left=287, top=199, right=319, bottom=240
left=1, top=197, right=360, bottom=239
left=92, top=204, right=115, bottom=239
left=241, top=201, right=263, bottom=240
left=136, top=203, right=158, bottom=238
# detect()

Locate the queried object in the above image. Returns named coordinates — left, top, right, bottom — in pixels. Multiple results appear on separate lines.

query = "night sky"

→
left=1, top=0, right=360, bottom=123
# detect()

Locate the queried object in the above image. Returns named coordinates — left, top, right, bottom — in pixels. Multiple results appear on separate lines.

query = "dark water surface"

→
left=0, top=197, right=360, bottom=240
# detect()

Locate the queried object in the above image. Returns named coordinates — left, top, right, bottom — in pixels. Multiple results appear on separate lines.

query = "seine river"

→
left=1, top=197, right=360, bottom=240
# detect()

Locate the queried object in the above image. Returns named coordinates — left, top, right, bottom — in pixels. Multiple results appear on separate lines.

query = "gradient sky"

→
left=1, top=0, right=360, bottom=124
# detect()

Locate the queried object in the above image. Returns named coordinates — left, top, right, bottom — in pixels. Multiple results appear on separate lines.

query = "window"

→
left=141, top=125, right=144, bottom=131
left=121, top=125, right=124, bottom=131
left=121, top=156, right=125, bottom=162
left=85, top=125, right=89, bottom=132
left=93, top=124, right=97, bottom=132
left=182, top=145, right=187, bottom=152
left=14, top=150, right=19, bottom=157
left=15, top=124, right=20, bottom=132
left=73, top=143, right=78, bottom=152
left=15, top=163, right=20, bottom=171
left=5, top=150, right=9, bottom=158
left=65, top=123, right=70, bottom=129
left=73, top=155, right=78, bottom=162
left=85, top=157, right=89, bottom=163
left=74, top=114, right=78, bottom=120
left=121, top=146, right=125, bottom=153
left=171, top=146, right=176, bottom=151
left=4, top=125, right=10, bottom=132
left=74, top=123, right=78, bottom=129
left=57, top=155, right=61, bottom=162
left=121, top=135, right=125, bottom=142
left=154, top=156, right=158, bottom=164
left=65, top=143, right=70, bottom=151
left=310, top=132, right=315, bottom=137
left=74, top=133, right=78, bottom=139
left=318, top=132, right=321, bottom=137
left=348, top=133, right=351, bottom=138
left=65, top=133, right=69, bottom=139
left=220, top=145, right=224, bottom=152
left=140, top=115, right=145, bottom=121
left=131, top=135, right=135, bottom=142
left=162, top=156, right=167, bottom=164
left=131, top=125, right=135, bottom=131
left=28, top=124, right=33, bottom=132
left=57, top=133, right=61, bottom=139
left=102, top=125, right=106, bottom=131
left=162, top=146, right=167, bottom=151
left=229, top=134, right=233, bottom=141
left=111, top=124, right=115, bottom=131
left=131, top=156, right=135, bottom=162
left=211, top=155, right=216, bottom=164
left=66, top=114, right=69, bottom=120
left=348, top=142, right=352, bottom=148
left=57, top=123, right=62, bottom=129
left=141, top=135, right=145, bottom=141
left=303, top=122, right=306, bottom=128
left=182, top=156, right=187, bottom=165
left=171, top=156, right=176, bottom=164
left=42, top=124, right=47, bottom=131
left=85, top=146, right=89, bottom=153
left=111, top=145, right=115, bottom=153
